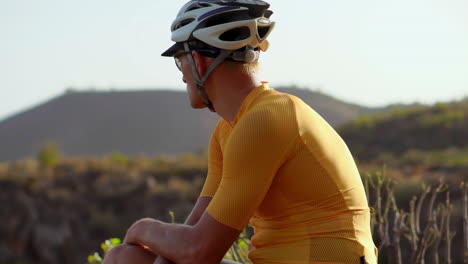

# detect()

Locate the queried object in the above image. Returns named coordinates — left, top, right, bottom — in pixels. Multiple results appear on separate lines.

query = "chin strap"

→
left=183, top=42, right=231, bottom=112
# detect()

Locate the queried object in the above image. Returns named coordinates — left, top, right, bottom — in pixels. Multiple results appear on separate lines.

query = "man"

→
left=104, top=1, right=378, bottom=263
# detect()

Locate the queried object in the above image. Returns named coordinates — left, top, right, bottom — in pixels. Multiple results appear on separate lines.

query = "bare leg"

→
left=103, top=244, right=157, bottom=264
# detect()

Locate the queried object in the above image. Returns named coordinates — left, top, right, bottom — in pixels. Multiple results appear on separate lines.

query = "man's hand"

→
left=124, top=218, right=161, bottom=248
left=120, top=213, right=239, bottom=264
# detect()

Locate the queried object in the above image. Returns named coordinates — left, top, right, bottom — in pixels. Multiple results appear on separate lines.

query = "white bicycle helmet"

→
left=161, top=0, right=275, bottom=111
left=162, top=0, right=275, bottom=58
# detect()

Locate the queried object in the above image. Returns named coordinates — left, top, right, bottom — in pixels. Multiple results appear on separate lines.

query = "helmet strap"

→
left=183, top=42, right=231, bottom=112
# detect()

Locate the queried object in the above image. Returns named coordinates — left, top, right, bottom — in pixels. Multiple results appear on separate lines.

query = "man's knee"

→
left=103, top=244, right=156, bottom=264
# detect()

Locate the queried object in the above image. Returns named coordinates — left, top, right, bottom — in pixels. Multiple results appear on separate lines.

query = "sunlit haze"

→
left=1, top=0, right=467, bottom=121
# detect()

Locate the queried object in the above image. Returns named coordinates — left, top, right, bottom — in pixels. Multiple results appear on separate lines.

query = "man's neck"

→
left=208, top=72, right=260, bottom=123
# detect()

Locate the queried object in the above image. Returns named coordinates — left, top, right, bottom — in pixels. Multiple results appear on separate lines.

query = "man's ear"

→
left=192, top=51, right=207, bottom=77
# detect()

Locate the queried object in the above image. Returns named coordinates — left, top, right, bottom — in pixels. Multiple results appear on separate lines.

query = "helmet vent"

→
left=175, top=18, right=195, bottom=30
left=258, top=26, right=270, bottom=39
left=187, top=2, right=211, bottom=12
left=198, top=2, right=212, bottom=8
left=186, top=5, right=200, bottom=12
left=219, top=26, right=250, bottom=41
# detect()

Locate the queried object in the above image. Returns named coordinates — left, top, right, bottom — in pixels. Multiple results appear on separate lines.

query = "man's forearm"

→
left=124, top=219, right=196, bottom=263
left=184, top=196, right=212, bottom=225
left=124, top=197, right=212, bottom=263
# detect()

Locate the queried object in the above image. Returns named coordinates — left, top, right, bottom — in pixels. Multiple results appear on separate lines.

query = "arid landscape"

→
left=0, top=87, right=467, bottom=263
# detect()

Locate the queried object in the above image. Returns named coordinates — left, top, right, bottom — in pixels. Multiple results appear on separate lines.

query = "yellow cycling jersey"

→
left=200, top=83, right=378, bottom=264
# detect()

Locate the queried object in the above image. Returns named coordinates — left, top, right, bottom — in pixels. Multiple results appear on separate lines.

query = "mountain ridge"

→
left=0, top=86, right=383, bottom=162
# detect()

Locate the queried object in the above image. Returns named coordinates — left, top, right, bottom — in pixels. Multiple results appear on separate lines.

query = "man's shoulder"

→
left=248, top=88, right=328, bottom=131
left=250, top=88, right=305, bottom=117
left=236, top=90, right=301, bottom=133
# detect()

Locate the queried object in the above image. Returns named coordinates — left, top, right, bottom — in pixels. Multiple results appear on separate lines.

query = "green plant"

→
left=87, top=238, right=121, bottom=264
left=110, top=152, right=128, bottom=166
left=37, top=142, right=62, bottom=168
left=224, top=226, right=253, bottom=263
left=353, top=116, right=377, bottom=130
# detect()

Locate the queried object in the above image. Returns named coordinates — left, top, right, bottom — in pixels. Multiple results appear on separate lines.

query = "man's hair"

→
left=222, top=60, right=260, bottom=75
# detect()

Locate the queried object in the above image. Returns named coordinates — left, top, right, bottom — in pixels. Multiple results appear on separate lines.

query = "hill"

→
left=338, top=101, right=468, bottom=164
left=0, top=86, right=376, bottom=162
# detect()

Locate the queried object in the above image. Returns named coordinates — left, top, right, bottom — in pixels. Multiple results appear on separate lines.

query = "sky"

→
left=1, top=0, right=467, bottom=121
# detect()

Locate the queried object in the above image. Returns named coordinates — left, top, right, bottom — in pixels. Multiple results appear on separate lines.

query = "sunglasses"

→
left=172, top=48, right=222, bottom=71
left=173, top=51, right=192, bottom=71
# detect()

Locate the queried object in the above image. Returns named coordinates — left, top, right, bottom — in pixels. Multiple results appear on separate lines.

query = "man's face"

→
left=177, top=53, right=206, bottom=109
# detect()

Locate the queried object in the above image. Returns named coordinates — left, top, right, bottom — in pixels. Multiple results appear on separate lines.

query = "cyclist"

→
left=104, top=1, right=377, bottom=263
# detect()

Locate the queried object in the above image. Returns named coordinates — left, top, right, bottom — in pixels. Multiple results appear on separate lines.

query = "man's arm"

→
left=124, top=210, right=240, bottom=264
left=151, top=195, right=214, bottom=264
left=184, top=196, right=212, bottom=225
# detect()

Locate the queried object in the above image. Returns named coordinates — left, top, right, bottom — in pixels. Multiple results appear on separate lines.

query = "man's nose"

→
left=182, top=77, right=186, bottom=83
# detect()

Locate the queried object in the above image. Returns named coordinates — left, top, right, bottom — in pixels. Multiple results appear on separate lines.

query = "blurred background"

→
left=0, top=0, right=467, bottom=263
left=1, top=0, right=468, bottom=121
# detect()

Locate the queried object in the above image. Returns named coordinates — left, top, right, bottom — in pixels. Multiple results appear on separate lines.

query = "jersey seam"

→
left=275, top=96, right=302, bottom=206
left=249, top=101, right=301, bottom=223
left=292, top=98, right=348, bottom=210
left=291, top=96, right=362, bottom=252
left=265, top=134, right=301, bottom=223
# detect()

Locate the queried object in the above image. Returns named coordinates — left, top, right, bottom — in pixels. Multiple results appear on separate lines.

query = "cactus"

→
left=365, top=172, right=459, bottom=264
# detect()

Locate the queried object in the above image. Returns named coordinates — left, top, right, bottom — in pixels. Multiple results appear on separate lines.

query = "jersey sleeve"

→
left=206, top=103, right=298, bottom=230
left=199, top=121, right=223, bottom=197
